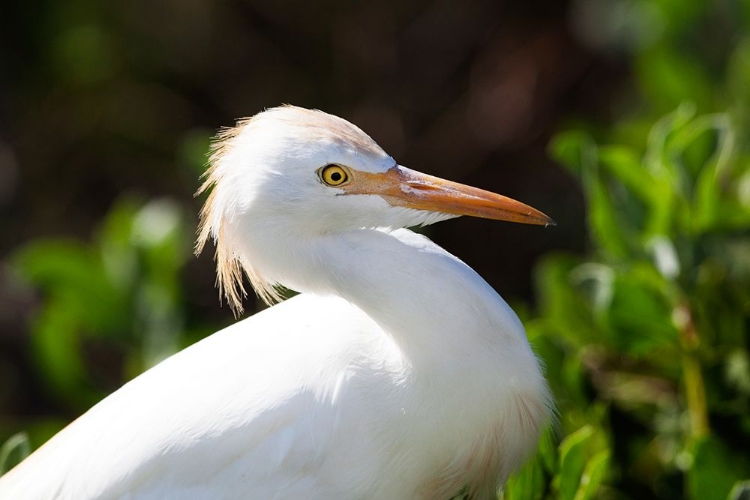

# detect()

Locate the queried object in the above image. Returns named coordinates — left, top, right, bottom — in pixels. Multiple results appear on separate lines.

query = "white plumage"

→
left=0, top=106, right=553, bottom=500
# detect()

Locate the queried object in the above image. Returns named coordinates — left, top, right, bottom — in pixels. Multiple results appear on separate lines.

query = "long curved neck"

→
left=252, top=227, right=534, bottom=368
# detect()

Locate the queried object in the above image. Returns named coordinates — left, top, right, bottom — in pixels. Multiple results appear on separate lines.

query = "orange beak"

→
left=344, top=166, right=555, bottom=227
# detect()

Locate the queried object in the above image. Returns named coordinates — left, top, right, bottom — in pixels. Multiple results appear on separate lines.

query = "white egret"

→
left=0, top=106, right=554, bottom=500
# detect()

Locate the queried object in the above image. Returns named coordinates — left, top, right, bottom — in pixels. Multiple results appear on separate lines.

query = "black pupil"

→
left=330, top=171, right=342, bottom=182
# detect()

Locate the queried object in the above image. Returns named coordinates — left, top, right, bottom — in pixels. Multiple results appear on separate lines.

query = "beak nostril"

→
left=408, top=183, right=442, bottom=192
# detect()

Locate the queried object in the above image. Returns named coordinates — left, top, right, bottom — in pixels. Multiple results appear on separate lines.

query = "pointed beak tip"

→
left=525, top=209, right=555, bottom=228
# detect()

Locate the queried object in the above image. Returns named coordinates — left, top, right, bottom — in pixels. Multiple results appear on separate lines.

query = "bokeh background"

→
left=1, top=0, right=749, bottom=498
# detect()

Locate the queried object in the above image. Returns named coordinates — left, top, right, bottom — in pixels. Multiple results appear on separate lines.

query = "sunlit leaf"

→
left=574, top=450, right=609, bottom=500
left=555, top=426, right=594, bottom=500
left=98, top=198, right=141, bottom=292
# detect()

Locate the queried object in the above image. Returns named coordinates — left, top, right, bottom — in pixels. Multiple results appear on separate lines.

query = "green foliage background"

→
left=1, top=0, right=749, bottom=498
left=504, top=2, right=750, bottom=497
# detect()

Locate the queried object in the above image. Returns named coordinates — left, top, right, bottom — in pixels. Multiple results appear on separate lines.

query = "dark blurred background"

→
left=1, top=0, right=748, bottom=498
left=0, top=0, right=620, bottom=293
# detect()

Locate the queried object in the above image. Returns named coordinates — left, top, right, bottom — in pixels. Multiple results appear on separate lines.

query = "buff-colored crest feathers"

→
left=195, top=115, right=282, bottom=314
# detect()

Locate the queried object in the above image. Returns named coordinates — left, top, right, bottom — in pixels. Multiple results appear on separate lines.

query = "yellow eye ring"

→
left=320, top=165, right=349, bottom=186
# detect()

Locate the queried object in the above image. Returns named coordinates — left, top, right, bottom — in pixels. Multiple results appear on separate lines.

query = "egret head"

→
left=197, top=105, right=553, bottom=311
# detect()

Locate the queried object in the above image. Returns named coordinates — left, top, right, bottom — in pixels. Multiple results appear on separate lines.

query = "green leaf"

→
left=675, top=114, right=736, bottom=234
left=573, top=450, right=609, bottom=500
left=727, top=481, right=750, bottom=500
left=14, top=240, right=101, bottom=292
left=0, top=432, right=30, bottom=475
left=556, top=426, right=594, bottom=500
left=503, top=454, right=546, bottom=500
left=598, top=145, right=654, bottom=205
left=98, top=197, right=141, bottom=291
left=606, top=268, right=678, bottom=355
left=132, top=199, right=189, bottom=272
left=636, top=48, right=714, bottom=113
left=31, top=299, right=101, bottom=409
left=551, top=130, right=636, bottom=256
left=589, top=175, right=631, bottom=257
left=537, top=426, right=559, bottom=475
left=534, top=255, right=599, bottom=347
left=727, top=39, right=750, bottom=131
left=12, top=240, right=124, bottom=332
left=688, top=437, right=750, bottom=500
left=570, top=263, right=615, bottom=321
left=725, top=350, right=750, bottom=396
left=548, top=131, right=593, bottom=176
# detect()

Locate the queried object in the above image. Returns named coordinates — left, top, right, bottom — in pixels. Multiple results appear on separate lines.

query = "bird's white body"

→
left=0, top=106, right=551, bottom=499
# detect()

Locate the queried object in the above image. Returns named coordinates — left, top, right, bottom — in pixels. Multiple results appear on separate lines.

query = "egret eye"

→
left=320, top=165, right=349, bottom=186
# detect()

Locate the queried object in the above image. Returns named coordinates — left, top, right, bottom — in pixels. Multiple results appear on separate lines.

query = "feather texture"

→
left=0, top=106, right=552, bottom=499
